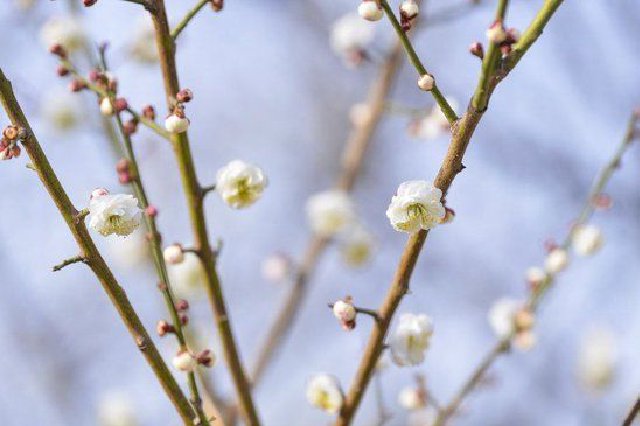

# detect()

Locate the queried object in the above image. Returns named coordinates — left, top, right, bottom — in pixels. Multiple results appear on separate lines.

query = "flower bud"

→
left=400, top=0, right=419, bottom=18
left=69, top=79, right=87, bottom=92
left=261, top=253, right=292, bottom=283
left=172, top=350, right=197, bottom=372
left=100, top=98, right=114, bottom=116
left=84, top=0, right=98, bottom=6
left=486, top=21, right=507, bottom=43
left=525, top=266, right=547, bottom=290
left=469, top=41, right=484, bottom=59
left=145, top=205, right=158, bottom=217
left=210, top=0, right=224, bottom=12
left=164, top=244, right=185, bottom=265
left=3, top=125, right=20, bottom=141
left=514, top=309, right=535, bottom=332
left=514, top=330, right=536, bottom=351
left=56, top=65, right=70, bottom=77
left=49, top=43, right=67, bottom=58
left=142, top=105, right=156, bottom=120
left=90, top=188, right=109, bottom=199
left=176, top=89, right=193, bottom=103
left=165, top=114, right=189, bottom=134
left=114, top=98, right=128, bottom=113
left=333, top=299, right=356, bottom=322
left=196, top=349, right=215, bottom=368
left=358, top=1, right=383, bottom=21
left=180, top=314, right=189, bottom=326
left=123, top=120, right=138, bottom=136
left=417, top=74, right=435, bottom=92
left=544, top=248, right=569, bottom=274
left=175, top=299, right=189, bottom=311
left=156, top=320, right=175, bottom=336
left=572, top=225, right=604, bottom=256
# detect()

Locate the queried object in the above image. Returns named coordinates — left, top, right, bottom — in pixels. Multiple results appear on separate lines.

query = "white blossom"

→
left=390, top=313, right=434, bottom=367
left=216, top=160, right=267, bottom=209
left=168, top=252, right=205, bottom=297
left=544, top=248, right=569, bottom=274
left=331, top=13, right=375, bottom=62
left=487, top=298, right=520, bottom=339
left=358, top=1, right=383, bottom=21
left=307, top=190, right=355, bottom=237
left=98, top=392, right=138, bottom=426
left=41, top=89, right=82, bottom=132
left=41, top=16, right=85, bottom=52
left=417, top=74, right=434, bottom=92
left=572, top=225, right=604, bottom=256
left=400, top=0, right=419, bottom=17
left=386, top=181, right=445, bottom=233
left=106, top=230, right=149, bottom=269
left=89, top=191, right=141, bottom=237
left=398, top=386, right=424, bottom=410
left=261, top=253, right=292, bottom=283
left=578, top=327, right=617, bottom=390
left=306, top=374, right=343, bottom=414
left=340, top=225, right=374, bottom=267
left=164, top=114, right=189, bottom=134
left=333, top=300, right=356, bottom=322
left=163, top=244, right=184, bottom=265
left=172, top=351, right=197, bottom=372
left=525, top=266, right=547, bottom=287
left=409, top=99, right=459, bottom=141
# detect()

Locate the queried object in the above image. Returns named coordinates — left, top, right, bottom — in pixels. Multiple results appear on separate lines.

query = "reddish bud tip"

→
left=176, top=89, right=194, bottom=103
left=145, top=205, right=158, bottom=217
left=49, top=43, right=67, bottom=58
left=56, top=65, right=70, bottom=77
left=142, top=105, right=156, bottom=121
left=176, top=299, right=190, bottom=312
left=69, top=79, right=87, bottom=93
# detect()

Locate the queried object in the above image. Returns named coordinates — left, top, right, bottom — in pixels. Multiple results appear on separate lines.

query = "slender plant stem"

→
left=623, top=395, right=640, bottom=426
left=434, top=111, right=638, bottom=425
left=148, top=1, right=261, bottom=424
left=171, top=0, right=211, bottom=41
left=379, top=0, right=457, bottom=126
left=335, top=1, right=566, bottom=424
left=0, top=67, right=196, bottom=426
left=249, top=40, right=406, bottom=390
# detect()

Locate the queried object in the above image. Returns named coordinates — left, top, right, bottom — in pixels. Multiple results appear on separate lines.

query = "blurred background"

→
left=0, top=0, right=638, bottom=425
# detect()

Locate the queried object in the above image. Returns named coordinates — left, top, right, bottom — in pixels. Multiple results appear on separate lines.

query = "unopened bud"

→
left=156, top=320, right=175, bottom=336
left=196, top=349, right=216, bottom=368
left=469, top=42, right=484, bottom=59
left=176, top=89, right=194, bottom=103
left=417, top=74, right=435, bottom=92
left=142, top=105, right=156, bottom=120
left=49, top=43, right=67, bottom=58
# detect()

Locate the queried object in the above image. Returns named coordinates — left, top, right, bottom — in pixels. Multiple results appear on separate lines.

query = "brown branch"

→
left=147, top=1, right=260, bottom=424
left=623, top=395, right=640, bottom=426
left=249, top=40, right=406, bottom=390
left=335, top=1, right=565, bottom=424
left=0, top=68, right=195, bottom=426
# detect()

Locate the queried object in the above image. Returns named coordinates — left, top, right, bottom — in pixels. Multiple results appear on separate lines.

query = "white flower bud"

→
left=386, top=181, right=445, bottom=233
left=163, top=244, right=184, bottom=265
left=168, top=253, right=205, bottom=297
left=261, top=253, right=292, bottom=283
left=306, top=374, right=343, bottom=413
left=514, top=330, right=536, bottom=351
left=358, top=1, right=383, bottom=22
left=331, top=13, right=375, bottom=63
left=488, top=298, right=520, bottom=338
left=340, top=225, right=374, bottom=267
left=88, top=192, right=142, bottom=237
left=525, top=266, right=547, bottom=287
left=572, top=225, right=604, bottom=256
left=400, top=0, right=419, bottom=17
left=486, top=21, right=507, bottom=43
left=164, top=114, right=189, bottom=134
left=578, top=327, right=617, bottom=390
left=307, top=190, right=356, bottom=237
left=98, top=392, right=138, bottom=426
left=100, top=98, right=114, bottom=116
left=417, top=74, right=434, bottom=92
left=390, top=313, right=433, bottom=366
left=333, top=300, right=356, bottom=322
left=544, top=248, right=569, bottom=274
left=216, top=160, right=267, bottom=209
left=172, top=351, right=197, bottom=372
left=398, top=386, right=424, bottom=410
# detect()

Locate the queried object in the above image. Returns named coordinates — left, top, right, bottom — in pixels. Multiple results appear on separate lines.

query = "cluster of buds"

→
left=156, top=299, right=190, bottom=337
left=486, top=20, right=520, bottom=55
left=399, top=0, right=419, bottom=32
left=165, top=89, right=193, bottom=134
left=1, top=125, right=25, bottom=161
left=332, top=297, right=357, bottom=330
left=173, top=348, right=215, bottom=372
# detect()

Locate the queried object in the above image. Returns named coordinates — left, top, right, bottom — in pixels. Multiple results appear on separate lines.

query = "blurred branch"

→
left=335, top=1, right=566, bottom=424
left=379, top=0, right=457, bottom=125
left=171, top=0, right=211, bottom=41
left=434, top=111, right=638, bottom=425
left=0, top=67, right=196, bottom=426
left=623, top=395, right=640, bottom=426
left=147, top=0, right=261, bottom=424
left=249, top=40, right=406, bottom=391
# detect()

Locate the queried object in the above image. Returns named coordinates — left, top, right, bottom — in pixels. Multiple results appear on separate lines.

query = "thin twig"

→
left=148, top=1, right=261, bottom=424
left=379, top=0, right=457, bottom=126
left=623, top=395, right=640, bottom=426
left=435, top=111, right=638, bottom=425
left=52, top=255, right=88, bottom=272
left=171, top=0, right=211, bottom=41
left=0, top=67, right=195, bottom=426
left=335, top=1, right=565, bottom=424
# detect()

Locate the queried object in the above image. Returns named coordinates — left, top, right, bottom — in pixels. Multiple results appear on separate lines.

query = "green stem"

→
left=0, top=67, right=195, bottom=426
left=171, top=0, right=211, bottom=41
left=380, top=0, right=458, bottom=125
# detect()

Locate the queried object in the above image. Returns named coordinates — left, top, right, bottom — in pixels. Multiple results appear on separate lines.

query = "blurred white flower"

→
left=331, top=13, right=375, bottom=65
left=578, top=327, right=617, bottom=390
left=41, top=89, right=83, bottom=132
left=386, top=181, right=445, bottom=233
left=358, top=1, right=383, bottom=22
left=572, top=225, right=604, bottom=256
left=41, top=15, right=85, bottom=52
left=410, top=98, right=460, bottom=140
left=400, top=0, right=419, bottom=17
left=106, top=230, right=149, bottom=269
left=261, top=252, right=292, bottom=283
left=306, top=374, right=343, bottom=413
left=168, top=253, right=205, bottom=297
left=172, top=351, right=197, bottom=372
left=216, top=160, right=267, bottom=209
left=390, top=313, right=434, bottom=367
left=163, top=244, right=184, bottom=265
left=525, top=266, right=547, bottom=287
left=513, top=330, right=537, bottom=351
left=98, top=392, right=138, bottom=426
left=408, top=407, right=437, bottom=426
left=398, top=386, right=424, bottom=410
left=544, top=248, right=569, bottom=274
left=129, top=17, right=159, bottom=64
left=89, top=191, right=141, bottom=237
left=100, top=97, right=114, bottom=116
left=307, top=190, right=355, bottom=237
left=340, top=225, right=374, bottom=267
left=487, top=298, right=520, bottom=339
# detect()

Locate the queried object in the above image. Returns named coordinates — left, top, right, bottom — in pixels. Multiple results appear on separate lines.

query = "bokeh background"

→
left=0, top=0, right=638, bottom=425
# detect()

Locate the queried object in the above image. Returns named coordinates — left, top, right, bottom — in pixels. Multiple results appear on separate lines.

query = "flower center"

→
left=407, top=203, right=427, bottom=222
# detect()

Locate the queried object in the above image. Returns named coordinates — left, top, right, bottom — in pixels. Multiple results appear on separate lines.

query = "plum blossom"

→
left=385, top=181, right=445, bottom=233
